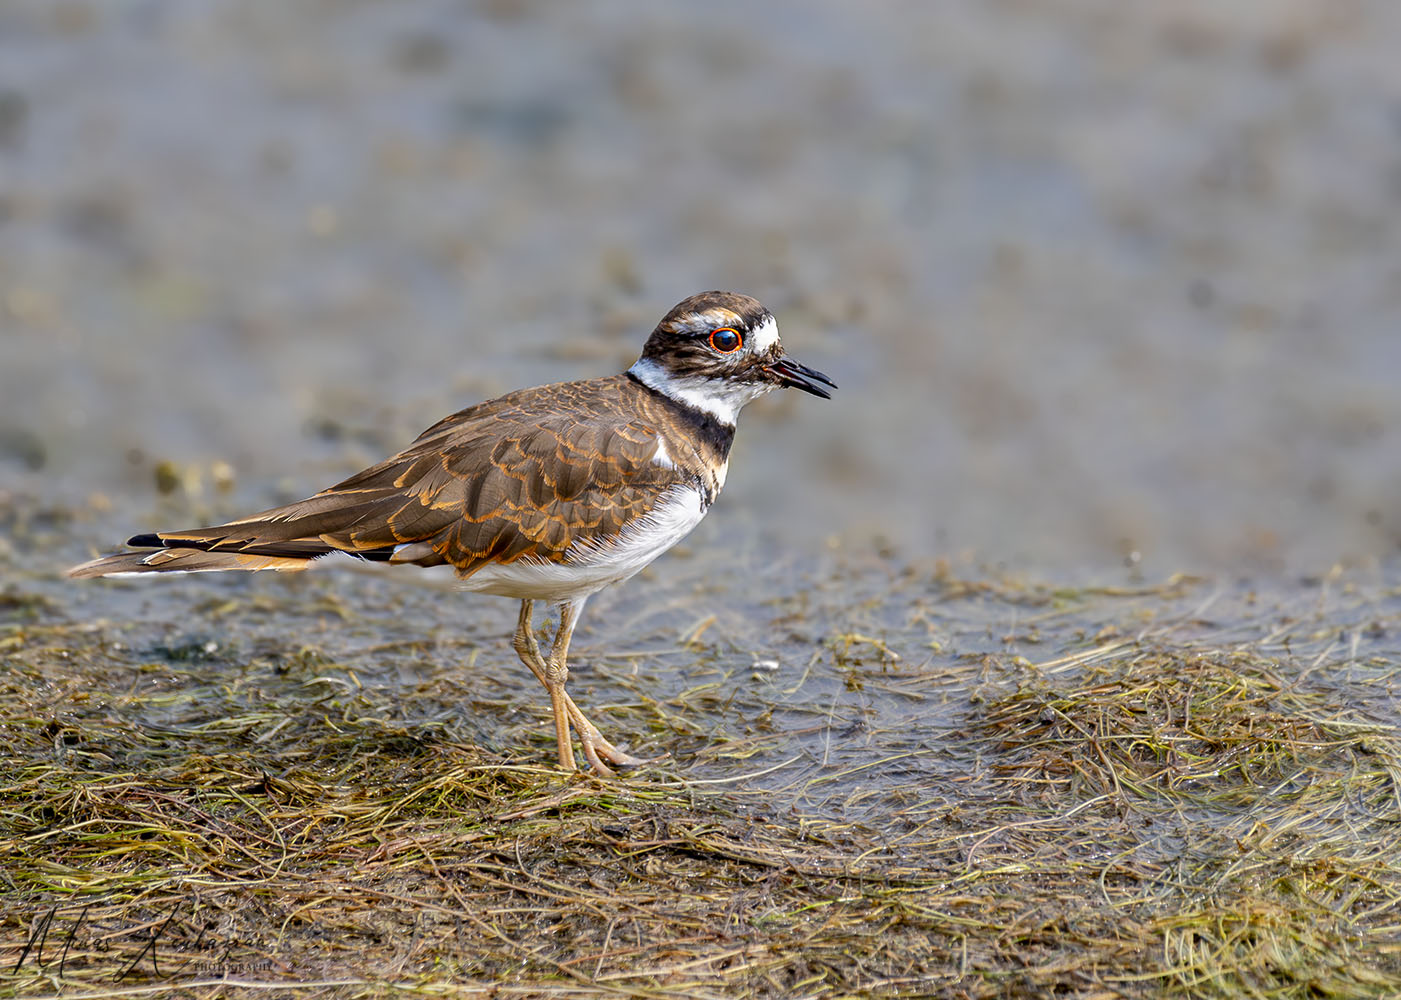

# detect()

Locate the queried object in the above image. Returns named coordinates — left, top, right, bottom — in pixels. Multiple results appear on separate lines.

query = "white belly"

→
left=458, top=485, right=708, bottom=603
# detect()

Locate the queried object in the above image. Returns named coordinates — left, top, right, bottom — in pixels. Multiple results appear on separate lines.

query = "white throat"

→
left=628, top=357, right=773, bottom=425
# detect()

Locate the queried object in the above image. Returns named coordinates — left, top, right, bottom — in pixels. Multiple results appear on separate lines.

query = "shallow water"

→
left=4, top=1, right=1400, bottom=575
left=2, top=3, right=1400, bottom=814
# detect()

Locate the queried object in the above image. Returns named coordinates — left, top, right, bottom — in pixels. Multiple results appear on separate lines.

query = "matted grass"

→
left=2, top=559, right=1400, bottom=998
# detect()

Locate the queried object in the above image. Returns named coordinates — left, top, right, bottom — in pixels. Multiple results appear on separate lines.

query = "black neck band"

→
left=626, top=371, right=736, bottom=459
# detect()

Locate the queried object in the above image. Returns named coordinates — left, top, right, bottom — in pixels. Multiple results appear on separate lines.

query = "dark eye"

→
left=709, top=328, right=742, bottom=353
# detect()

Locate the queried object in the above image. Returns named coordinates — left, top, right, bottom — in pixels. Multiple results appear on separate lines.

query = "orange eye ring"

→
left=709, top=328, right=743, bottom=353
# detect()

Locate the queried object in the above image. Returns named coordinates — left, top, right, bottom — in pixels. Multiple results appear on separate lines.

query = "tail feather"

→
left=123, top=530, right=337, bottom=560
left=67, top=514, right=350, bottom=578
left=69, top=468, right=444, bottom=580
left=67, top=546, right=319, bottom=578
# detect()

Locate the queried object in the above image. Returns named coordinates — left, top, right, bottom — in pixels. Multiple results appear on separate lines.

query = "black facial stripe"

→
left=641, top=333, right=728, bottom=370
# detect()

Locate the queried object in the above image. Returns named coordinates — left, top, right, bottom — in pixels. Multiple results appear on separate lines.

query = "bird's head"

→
left=629, top=291, right=836, bottom=425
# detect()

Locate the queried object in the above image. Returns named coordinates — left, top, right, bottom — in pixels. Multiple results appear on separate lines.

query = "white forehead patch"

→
left=750, top=314, right=779, bottom=352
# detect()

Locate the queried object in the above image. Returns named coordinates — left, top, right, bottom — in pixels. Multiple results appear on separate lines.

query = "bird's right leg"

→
left=512, top=599, right=574, bottom=770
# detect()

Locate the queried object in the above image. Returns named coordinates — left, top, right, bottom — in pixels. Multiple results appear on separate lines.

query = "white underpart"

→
left=750, top=314, right=779, bottom=352
left=652, top=436, right=676, bottom=469
left=458, top=484, right=708, bottom=603
left=627, top=357, right=774, bottom=426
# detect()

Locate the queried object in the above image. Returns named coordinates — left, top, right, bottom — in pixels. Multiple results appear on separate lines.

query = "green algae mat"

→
left=4, top=540, right=1400, bottom=998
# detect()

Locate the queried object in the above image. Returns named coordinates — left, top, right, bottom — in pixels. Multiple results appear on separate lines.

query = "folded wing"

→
left=69, top=384, right=678, bottom=579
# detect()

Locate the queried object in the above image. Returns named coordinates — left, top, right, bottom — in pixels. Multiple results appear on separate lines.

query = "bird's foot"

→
left=574, top=720, right=658, bottom=777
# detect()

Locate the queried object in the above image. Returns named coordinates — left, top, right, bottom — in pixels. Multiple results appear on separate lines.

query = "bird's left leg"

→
left=544, top=598, right=650, bottom=776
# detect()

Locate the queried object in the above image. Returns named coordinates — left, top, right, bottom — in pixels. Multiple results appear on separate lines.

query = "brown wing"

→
left=69, top=377, right=687, bottom=579
left=309, top=391, right=678, bottom=570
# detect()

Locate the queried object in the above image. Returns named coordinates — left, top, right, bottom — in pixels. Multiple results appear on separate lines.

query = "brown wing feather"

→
left=68, top=375, right=700, bottom=580
left=331, top=385, right=684, bottom=572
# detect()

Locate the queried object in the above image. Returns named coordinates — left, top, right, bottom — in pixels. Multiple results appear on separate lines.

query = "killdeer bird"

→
left=70, top=291, right=835, bottom=775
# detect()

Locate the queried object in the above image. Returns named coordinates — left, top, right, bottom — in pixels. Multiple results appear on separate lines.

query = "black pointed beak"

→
left=766, top=356, right=837, bottom=399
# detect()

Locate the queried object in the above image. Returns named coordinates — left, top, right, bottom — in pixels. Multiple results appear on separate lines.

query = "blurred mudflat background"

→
left=2, top=2, right=1400, bottom=997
